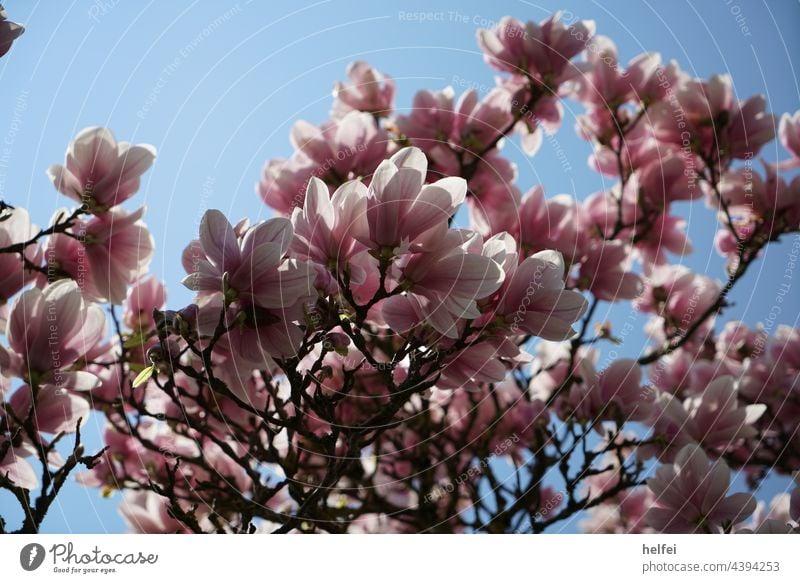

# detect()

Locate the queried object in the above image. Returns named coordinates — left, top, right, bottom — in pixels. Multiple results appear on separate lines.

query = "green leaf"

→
left=123, top=331, right=148, bottom=349
left=132, top=364, right=155, bottom=388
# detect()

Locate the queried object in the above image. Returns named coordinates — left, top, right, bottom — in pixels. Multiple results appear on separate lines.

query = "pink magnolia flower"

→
left=0, top=443, right=37, bottom=489
left=360, top=147, right=467, bottom=252
left=633, top=213, right=693, bottom=271
left=186, top=287, right=307, bottom=366
left=716, top=320, right=765, bottom=363
left=451, top=88, right=513, bottom=157
left=81, top=206, right=155, bottom=304
left=124, top=276, right=166, bottom=330
left=580, top=487, right=655, bottom=533
left=651, top=74, right=775, bottom=162
left=382, top=231, right=504, bottom=338
left=290, top=177, right=368, bottom=285
left=465, top=153, right=520, bottom=237
left=0, top=5, right=24, bottom=58
left=571, top=36, right=664, bottom=107
left=681, top=376, right=765, bottom=448
left=575, top=240, right=642, bottom=302
left=8, top=384, right=90, bottom=434
left=289, top=111, right=387, bottom=182
left=636, top=265, right=720, bottom=345
left=777, top=110, right=800, bottom=168
left=630, top=154, right=702, bottom=207
left=642, top=376, right=765, bottom=459
left=717, top=167, right=800, bottom=230
left=120, top=490, right=186, bottom=534
left=489, top=249, right=588, bottom=341
left=256, top=156, right=316, bottom=215
left=567, top=358, right=651, bottom=424
left=182, top=209, right=313, bottom=311
left=395, top=87, right=457, bottom=150
left=646, top=444, right=756, bottom=533
left=737, top=325, right=800, bottom=431
left=0, top=207, right=42, bottom=302
left=47, top=127, right=156, bottom=213
left=332, top=61, right=395, bottom=118
left=44, top=207, right=153, bottom=304
left=517, top=185, right=588, bottom=264
left=738, top=493, right=798, bottom=534
left=2, top=280, right=105, bottom=391
left=436, top=339, right=528, bottom=392
left=477, top=13, right=595, bottom=87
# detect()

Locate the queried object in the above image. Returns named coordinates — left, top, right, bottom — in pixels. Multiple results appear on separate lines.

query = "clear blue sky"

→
left=0, top=0, right=798, bottom=533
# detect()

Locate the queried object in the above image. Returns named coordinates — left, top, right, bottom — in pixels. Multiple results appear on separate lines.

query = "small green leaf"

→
left=123, top=331, right=148, bottom=349
left=132, top=364, right=155, bottom=388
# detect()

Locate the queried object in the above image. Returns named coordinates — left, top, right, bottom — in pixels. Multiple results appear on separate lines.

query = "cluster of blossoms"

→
left=1, top=8, right=799, bottom=535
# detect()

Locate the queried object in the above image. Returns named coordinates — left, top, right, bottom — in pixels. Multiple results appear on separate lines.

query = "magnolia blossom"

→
left=641, top=376, right=765, bottom=459
left=382, top=230, right=503, bottom=338
left=2, top=280, right=104, bottom=391
left=451, top=88, right=514, bottom=156
left=483, top=245, right=588, bottom=341
left=290, top=177, right=368, bottom=288
left=777, top=110, right=800, bottom=167
left=567, top=358, right=651, bottom=424
left=256, top=156, right=316, bottom=215
left=395, top=87, right=457, bottom=151
left=717, top=168, right=800, bottom=231
left=630, top=154, right=701, bottom=206
left=646, top=444, right=756, bottom=533
left=738, top=493, right=798, bottom=534
left=120, top=490, right=185, bottom=534
left=3, top=14, right=800, bottom=537
left=0, top=444, right=37, bottom=489
left=580, top=487, right=655, bottom=533
left=636, top=265, right=721, bottom=347
left=332, top=61, right=395, bottom=118
left=575, top=240, right=642, bottom=302
left=0, top=208, right=41, bottom=303
left=477, top=13, right=595, bottom=87
left=47, top=127, right=156, bottom=213
left=571, top=36, right=664, bottom=106
left=124, top=276, right=166, bottom=330
left=651, top=74, right=775, bottom=162
left=516, top=185, right=587, bottom=264
left=289, top=111, right=387, bottom=182
left=0, top=4, right=24, bottom=58
left=9, top=384, right=90, bottom=434
left=359, top=147, right=467, bottom=252
left=182, top=210, right=313, bottom=310
left=43, top=206, right=154, bottom=305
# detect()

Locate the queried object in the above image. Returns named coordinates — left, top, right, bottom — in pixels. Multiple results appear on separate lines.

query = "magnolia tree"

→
left=1, top=8, right=799, bottom=535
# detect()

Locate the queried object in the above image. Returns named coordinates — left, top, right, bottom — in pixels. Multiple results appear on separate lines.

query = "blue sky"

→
left=0, top=0, right=798, bottom=533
